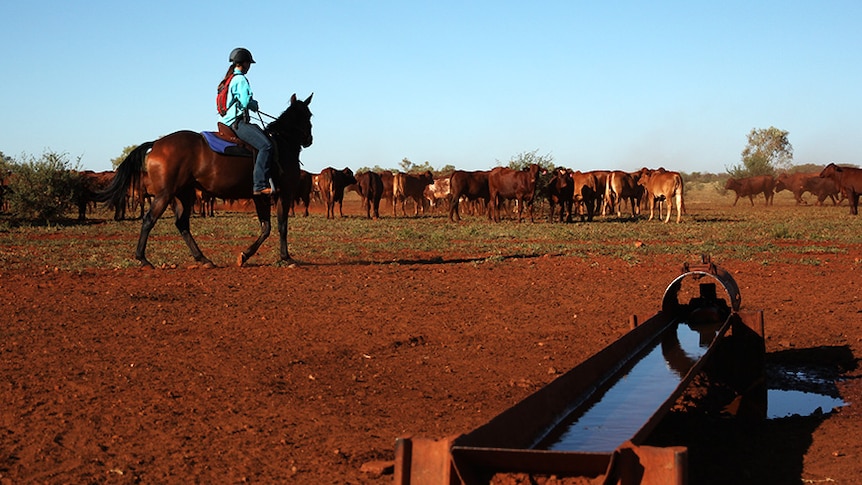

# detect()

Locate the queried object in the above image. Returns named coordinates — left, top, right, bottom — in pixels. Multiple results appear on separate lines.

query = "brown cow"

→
left=803, top=175, right=842, bottom=206
left=571, top=170, right=600, bottom=222
left=378, top=171, right=394, bottom=210
left=448, top=170, right=491, bottom=222
left=318, top=167, right=357, bottom=219
left=725, top=175, right=775, bottom=206
left=393, top=171, right=434, bottom=217
left=820, top=163, right=862, bottom=215
left=355, top=171, right=384, bottom=219
left=604, top=170, right=641, bottom=218
left=545, top=167, right=573, bottom=223
left=775, top=172, right=818, bottom=205
left=637, top=168, right=685, bottom=223
left=290, top=170, right=314, bottom=217
left=488, top=164, right=542, bottom=223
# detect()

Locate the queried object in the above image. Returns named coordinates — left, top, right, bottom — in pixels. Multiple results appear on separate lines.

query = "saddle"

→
left=200, top=123, right=254, bottom=157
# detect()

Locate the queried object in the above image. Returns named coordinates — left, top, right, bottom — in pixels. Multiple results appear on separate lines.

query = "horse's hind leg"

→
left=174, top=189, right=215, bottom=268
left=136, top=196, right=172, bottom=268
left=237, top=195, right=272, bottom=267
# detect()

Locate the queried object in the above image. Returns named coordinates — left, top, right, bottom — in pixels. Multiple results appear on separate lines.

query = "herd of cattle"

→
left=9, top=162, right=859, bottom=223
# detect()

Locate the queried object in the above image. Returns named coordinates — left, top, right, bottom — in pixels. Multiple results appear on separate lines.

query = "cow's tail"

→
left=677, top=175, right=686, bottom=214
left=92, top=142, right=154, bottom=209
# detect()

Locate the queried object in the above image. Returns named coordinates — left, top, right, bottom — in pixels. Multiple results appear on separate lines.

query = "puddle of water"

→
left=768, top=389, right=845, bottom=419
left=540, top=322, right=711, bottom=452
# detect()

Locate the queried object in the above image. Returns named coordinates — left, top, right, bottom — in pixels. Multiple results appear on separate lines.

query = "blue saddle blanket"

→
left=201, top=131, right=240, bottom=154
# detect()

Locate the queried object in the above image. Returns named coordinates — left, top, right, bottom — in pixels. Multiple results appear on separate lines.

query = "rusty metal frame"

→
left=394, top=259, right=764, bottom=485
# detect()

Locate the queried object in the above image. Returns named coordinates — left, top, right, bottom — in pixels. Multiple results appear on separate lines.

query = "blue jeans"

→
left=233, top=120, right=273, bottom=191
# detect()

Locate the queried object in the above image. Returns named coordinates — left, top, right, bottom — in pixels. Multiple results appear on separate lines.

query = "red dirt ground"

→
left=2, top=210, right=861, bottom=484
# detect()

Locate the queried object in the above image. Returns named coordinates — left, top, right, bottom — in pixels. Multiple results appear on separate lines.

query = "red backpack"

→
left=216, top=72, right=236, bottom=116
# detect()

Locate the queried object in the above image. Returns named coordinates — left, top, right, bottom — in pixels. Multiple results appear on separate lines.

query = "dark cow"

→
left=378, top=171, right=395, bottom=210
left=393, top=171, right=434, bottom=217
left=290, top=169, right=313, bottom=217
left=803, top=175, right=842, bottom=206
left=545, top=167, right=573, bottom=222
left=725, top=175, right=775, bottom=206
left=488, top=164, right=542, bottom=223
left=75, top=170, right=116, bottom=220
left=775, top=172, right=818, bottom=205
left=355, top=171, right=384, bottom=219
left=571, top=170, right=600, bottom=222
left=448, top=170, right=491, bottom=222
left=318, top=167, right=357, bottom=219
left=637, top=168, right=685, bottom=223
left=604, top=170, right=641, bottom=218
left=195, top=189, right=216, bottom=218
left=820, top=163, right=862, bottom=215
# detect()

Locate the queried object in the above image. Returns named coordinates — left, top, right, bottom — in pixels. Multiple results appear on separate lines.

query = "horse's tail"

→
left=93, top=142, right=154, bottom=209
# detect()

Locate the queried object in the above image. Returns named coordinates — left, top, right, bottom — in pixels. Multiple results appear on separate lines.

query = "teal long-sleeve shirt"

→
left=219, top=68, right=259, bottom=126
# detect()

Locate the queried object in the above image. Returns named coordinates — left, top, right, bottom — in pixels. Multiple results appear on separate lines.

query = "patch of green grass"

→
left=1, top=193, right=861, bottom=270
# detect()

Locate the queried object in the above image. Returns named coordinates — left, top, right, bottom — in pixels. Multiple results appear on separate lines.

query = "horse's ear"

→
left=305, top=93, right=313, bottom=105
left=290, top=93, right=297, bottom=104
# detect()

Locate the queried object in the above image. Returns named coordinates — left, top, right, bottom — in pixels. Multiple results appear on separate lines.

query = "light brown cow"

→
left=423, top=176, right=451, bottom=213
left=637, top=168, right=685, bottom=223
left=571, top=170, right=600, bottom=222
left=604, top=170, right=641, bottom=218
left=393, top=171, right=434, bottom=217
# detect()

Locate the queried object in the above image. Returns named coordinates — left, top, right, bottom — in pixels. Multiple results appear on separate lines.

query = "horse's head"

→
left=269, top=93, right=314, bottom=149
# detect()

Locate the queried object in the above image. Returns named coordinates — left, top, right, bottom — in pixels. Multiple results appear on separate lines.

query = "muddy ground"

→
left=1, top=203, right=861, bottom=484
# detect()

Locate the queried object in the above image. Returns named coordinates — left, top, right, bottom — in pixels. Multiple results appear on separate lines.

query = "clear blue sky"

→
left=3, top=1, right=860, bottom=174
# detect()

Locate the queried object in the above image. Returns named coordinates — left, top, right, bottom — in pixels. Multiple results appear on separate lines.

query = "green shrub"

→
left=5, top=151, right=82, bottom=223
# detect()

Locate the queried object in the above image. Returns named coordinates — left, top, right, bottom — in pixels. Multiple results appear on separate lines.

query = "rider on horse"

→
left=218, top=47, right=273, bottom=196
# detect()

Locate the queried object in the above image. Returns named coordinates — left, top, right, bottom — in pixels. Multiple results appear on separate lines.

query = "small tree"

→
left=5, top=151, right=82, bottom=223
left=727, top=127, right=793, bottom=178
left=505, top=149, right=555, bottom=171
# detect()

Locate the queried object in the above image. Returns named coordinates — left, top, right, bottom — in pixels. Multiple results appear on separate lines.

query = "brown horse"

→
left=97, top=93, right=313, bottom=268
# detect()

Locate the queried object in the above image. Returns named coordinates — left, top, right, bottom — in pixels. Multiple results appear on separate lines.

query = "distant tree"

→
left=111, top=145, right=138, bottom=169
left=727, top=127, right=793, bottom=178
left=436, top=164, right=456, bottom=177
left=787, top=162, right=826, bottom=174
left=398, top=158, right=435, bottom=174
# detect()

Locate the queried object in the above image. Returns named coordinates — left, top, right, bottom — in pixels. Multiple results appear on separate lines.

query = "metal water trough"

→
left=395, top=257, right=765, bottom=484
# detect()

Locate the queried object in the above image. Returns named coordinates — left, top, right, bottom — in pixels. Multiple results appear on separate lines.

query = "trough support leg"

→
left=607, top=443, right=687, bottom=485
left=395, top=436, right=458, bottom=485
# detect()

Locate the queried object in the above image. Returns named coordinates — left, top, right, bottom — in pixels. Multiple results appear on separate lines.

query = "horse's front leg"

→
left=237, top=195, right=272, bottom=267
left=277, top=200, right=292, bottom=263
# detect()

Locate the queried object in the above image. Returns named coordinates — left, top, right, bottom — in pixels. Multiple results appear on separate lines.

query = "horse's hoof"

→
left=237, top=252, right=247, bottom=267
left=139, top=259, right=155, bottom=270
left=202, top=260, right=217, bottom=269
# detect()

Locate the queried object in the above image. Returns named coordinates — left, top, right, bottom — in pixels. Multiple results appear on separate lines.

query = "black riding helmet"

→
left=229, top=47, right=255, bottom=64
